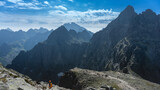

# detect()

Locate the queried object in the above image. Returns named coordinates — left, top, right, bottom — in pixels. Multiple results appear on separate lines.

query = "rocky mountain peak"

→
left=141, top=9, right=157, bottom=18
left=56, top=26, right=68, bottom=32
left=46, top=25, right=92, bottom=44
left=125, top=5, right=134, bottom=11
left=63, top=22, right=86, bottom=33
left=143, top=9, right=156, bottom=14
left=46, top=26, right=70, bottom=44
left=27, top=27, right=48, bottom=33
left=0, top=28, right=13, bottom=32
left=119, top=5, right=136, bottom=17
left=49, top=26, right=69, bottom=37
left=138, top=9, right=158, bottom=25
left=106, top=5, right=137, bottom=28
left=38, top=27, right=48, bottom=33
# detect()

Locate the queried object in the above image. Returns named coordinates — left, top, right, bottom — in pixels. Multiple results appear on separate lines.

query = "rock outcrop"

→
left=0, top=63, right=69, bottom=90
left=59, top=68, right=160, bottom=90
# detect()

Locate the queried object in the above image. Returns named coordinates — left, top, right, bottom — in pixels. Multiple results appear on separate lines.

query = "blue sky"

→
left=0, top=0, right=159, bottom=32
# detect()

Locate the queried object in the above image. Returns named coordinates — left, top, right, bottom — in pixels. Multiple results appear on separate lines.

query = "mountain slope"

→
left=24, top=30, right=52, bottom=50
left=59, top=68, right=160, bottom=90
left=81, top=6, right=160, bottom=84
left=0, top=28, right=51, bottom=66
left=0, top=63, right=68, bottom=90
left=81, top=5, right=137, bottom=70
left=0, top=43, right=23, bottom=66
left=7, top=26, right=91, bottom=83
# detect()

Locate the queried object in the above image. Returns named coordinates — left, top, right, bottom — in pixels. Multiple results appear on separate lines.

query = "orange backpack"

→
left=49, top=80, right=53, bottom=89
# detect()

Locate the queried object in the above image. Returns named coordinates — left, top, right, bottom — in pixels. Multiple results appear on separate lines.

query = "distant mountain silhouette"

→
left=0, top=28, right=51, bottom=66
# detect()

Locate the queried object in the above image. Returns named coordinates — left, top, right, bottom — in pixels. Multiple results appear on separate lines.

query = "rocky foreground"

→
left=59, top=68, right=160, bottom=90
left=0, top=63, right=69, bottom=90
left=1, top=63, right=160, bottom=90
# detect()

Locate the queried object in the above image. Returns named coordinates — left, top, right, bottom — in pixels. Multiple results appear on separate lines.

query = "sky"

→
left=0, top=0, right=159, bottom=32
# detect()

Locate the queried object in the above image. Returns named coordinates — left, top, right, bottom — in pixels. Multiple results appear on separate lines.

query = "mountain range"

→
left=6, top=23, right=93, bottom=83
left=0, top=27, right=51, bottom=66
left=0, top=23, right=93, bottom=66
left=7, top=5, right=160, bottom=86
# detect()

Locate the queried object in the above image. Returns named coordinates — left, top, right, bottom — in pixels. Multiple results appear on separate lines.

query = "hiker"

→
left=49, top=80, right=53, bottom=89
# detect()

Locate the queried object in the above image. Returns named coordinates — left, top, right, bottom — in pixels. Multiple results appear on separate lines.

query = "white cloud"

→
left=68, top=0, right=73, bottom=2
left=48, top=9, right=119, bottom=32
left=16, top=2, right=42, bottom=10
left=3, top=0, right=50, bottom=10
left=54, top=5, right=67, bottom=11
left=0, top=9, right=119, bottom=32
left=44, top=1, right=49, bottom=5
left=17, top=2, right=34, bottom=6
left=5, top=0, right=46, bottom=10
left=49, top=9, right=119, bottom=22
left=0, top=1, right=6, bottom=6
left=7, top=0, right=22, bottom=3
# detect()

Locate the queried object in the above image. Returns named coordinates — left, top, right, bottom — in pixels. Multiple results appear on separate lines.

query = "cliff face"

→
left=81, top=6, right=160, bottom=84
left=7, top=26, right=91, bottom=83
left=106, top=9, right=160, bottom=83
left=81, top=6, right=137, bottom=70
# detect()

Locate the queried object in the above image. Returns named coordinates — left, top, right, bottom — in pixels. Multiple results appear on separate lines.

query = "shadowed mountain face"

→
left=7, top=26, right=92, bottom=83
left=7, top=6, right=160, bottom=84
left=81, top=6, right=137, bottom=70
left=81, top=6, right=160, bottom=84
left=24, top=30, right=52, bottom=50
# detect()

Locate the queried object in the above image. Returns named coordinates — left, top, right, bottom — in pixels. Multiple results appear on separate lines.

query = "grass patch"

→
left=0, top=77, right=7, bottom=83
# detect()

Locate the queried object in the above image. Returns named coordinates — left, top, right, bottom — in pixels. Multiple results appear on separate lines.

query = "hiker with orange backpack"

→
left=49, top=80, right=53, bottom=89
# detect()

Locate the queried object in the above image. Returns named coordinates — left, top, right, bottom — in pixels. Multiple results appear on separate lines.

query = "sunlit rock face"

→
left=59, top=68, right=160, bottom=90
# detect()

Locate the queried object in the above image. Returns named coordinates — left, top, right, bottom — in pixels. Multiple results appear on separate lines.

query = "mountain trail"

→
left=107, top=76, right=136, bottom=90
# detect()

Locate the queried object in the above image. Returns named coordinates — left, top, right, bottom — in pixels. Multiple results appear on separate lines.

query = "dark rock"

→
left=18, top=88, right=23, bottom=90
